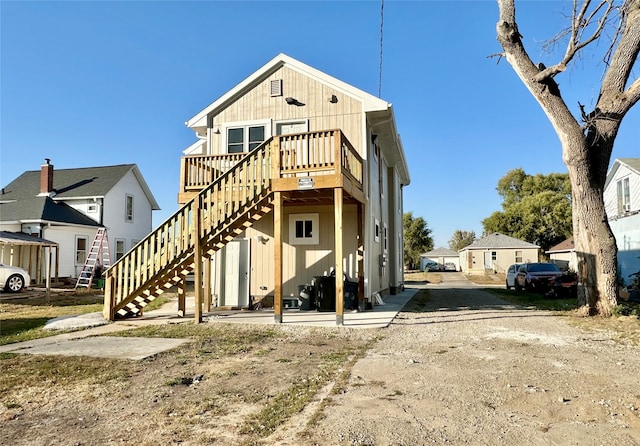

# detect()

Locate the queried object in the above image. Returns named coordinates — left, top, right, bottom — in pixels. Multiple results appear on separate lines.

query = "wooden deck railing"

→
left=181, top=129, right=363, bottom=191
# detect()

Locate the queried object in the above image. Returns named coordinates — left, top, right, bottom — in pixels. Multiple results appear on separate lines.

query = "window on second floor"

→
left=617, top=177, right=630, bottom=214
left=227, top=125, right=265, bottom=153
left=125, top=194, right=134, bottom=222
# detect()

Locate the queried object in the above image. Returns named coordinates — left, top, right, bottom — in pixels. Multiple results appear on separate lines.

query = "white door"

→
left=484, top=252, right=493, bottom=271
left=222, top=239, right=250, bottom=306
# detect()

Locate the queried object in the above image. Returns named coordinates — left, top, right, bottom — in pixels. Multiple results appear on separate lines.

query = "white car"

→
left=505, top=263, right=522, bottom=290
left=0, top=264, right=31, bottom=293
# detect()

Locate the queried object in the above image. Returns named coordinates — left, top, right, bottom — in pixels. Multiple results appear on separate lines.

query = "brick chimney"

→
left=40, top=158, right=54, bottom=195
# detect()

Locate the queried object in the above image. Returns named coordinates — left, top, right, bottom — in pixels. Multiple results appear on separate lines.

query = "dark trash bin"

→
left=344, top=280, right=358, bottom=310
left=315, top=275, right=336, bottom=312
left=298, top=285, right=315, bottom=310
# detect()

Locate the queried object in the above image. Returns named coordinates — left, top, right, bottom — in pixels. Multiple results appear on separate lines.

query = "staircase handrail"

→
left=104, top=139, right=275, bottom=314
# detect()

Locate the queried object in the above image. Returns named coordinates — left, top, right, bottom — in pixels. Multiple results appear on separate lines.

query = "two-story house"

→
left=103, top=53, right=410, bottom=325
left=604, top=158, right=640, bottom=285
left=0, top=160, right=159, bottom=282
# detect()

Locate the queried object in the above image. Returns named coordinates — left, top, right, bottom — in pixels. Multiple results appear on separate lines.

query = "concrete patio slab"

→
left=4, top=336, right=189, bottom=360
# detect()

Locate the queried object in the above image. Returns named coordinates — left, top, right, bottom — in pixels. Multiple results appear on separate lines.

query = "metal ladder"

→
left=75, top=227, right=111, bottom=288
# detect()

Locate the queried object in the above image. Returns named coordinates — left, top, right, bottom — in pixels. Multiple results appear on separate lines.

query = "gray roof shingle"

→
left=0, top=197, right=101, bottom=227
left=462, top=233, right=539, bottom=250
left=1, top=164, right=137, bottom=200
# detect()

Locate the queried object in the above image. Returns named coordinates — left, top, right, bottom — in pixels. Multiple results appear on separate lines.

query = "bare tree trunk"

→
left=565, top=140, right=618, bottom=316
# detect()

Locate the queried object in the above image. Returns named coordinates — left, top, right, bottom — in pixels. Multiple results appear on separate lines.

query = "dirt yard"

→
left=2, top=273, right=640, bottom=445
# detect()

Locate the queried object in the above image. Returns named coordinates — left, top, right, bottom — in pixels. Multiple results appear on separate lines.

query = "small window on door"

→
left=289, top=213, right=319, bottom=245
left=76, top=237, right=87, bottom=265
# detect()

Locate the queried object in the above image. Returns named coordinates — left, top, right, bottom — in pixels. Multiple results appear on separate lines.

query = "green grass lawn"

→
left=0, top=290, right=171, bottom=345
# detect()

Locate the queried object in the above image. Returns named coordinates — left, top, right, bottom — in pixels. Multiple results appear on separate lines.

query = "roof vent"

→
left=270, top=79, right=282, bottom=97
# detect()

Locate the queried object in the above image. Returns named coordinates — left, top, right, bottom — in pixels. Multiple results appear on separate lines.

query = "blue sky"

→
left=2, top=0, right=638, bottom=249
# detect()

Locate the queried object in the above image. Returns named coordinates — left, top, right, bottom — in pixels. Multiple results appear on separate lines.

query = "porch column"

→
left=335, top=187, right=344, bottom=326
left=274, top=191, right=283, bottom=323
left=357, top=202, right=365, bottom=311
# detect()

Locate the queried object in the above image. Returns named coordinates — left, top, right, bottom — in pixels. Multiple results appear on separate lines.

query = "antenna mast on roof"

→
left=378, top=0, right=384, bottom=98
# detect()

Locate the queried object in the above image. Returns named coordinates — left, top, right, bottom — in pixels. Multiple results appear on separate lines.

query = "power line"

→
left=378, top=0, right=384, bottom=98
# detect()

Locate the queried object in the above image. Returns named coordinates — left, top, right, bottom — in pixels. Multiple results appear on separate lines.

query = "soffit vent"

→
left=270, top=79, right=283, bottom=97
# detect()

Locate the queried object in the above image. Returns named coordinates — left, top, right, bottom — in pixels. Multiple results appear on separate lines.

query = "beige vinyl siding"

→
left=462, top=248, right=539, bottom=274
left=210, top=66, right=363, bottom=156
left=245, top=204, right=359, bottom=301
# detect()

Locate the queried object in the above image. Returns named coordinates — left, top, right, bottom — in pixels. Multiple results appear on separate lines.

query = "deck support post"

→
left=204, top=256, right=212, bottom=312
left=357, top=202, right=365, bottom=311
left=274, top=191, right=283, bottom=323
left=335, top=187, right=344, bottom=326
left=178, top=278, right=186, bottom=317
left=194, top=205, right=203, bottom=324
left=103, top=275, right=115, bottom=320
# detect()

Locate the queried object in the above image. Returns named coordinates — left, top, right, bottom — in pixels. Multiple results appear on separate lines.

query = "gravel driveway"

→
left=294, top=272, right=640, bottom=446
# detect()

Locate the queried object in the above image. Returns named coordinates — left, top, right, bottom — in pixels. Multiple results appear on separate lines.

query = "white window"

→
left=383, top=224, right=388, bottom=252
left=617, top=178, right=630, bottom=213
left=226, top=125, right=265, bottom=153
left=76, top=236, right=87, bottom=265
left=374, top=219, right=380, bottom=243
left=87, top=202, right=97, bottom=213
left=289, top=213, right=319, bottom=245
left=115, top=239, right=126, bottom=261
left=515, top=250, right=523, bottom=263
left=125, top=194, right=134, bottom=222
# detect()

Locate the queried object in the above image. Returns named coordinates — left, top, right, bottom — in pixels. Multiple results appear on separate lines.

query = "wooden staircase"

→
left=103, top=141, right=275, bottom=319
left=103, top=129, right=365, bottom=320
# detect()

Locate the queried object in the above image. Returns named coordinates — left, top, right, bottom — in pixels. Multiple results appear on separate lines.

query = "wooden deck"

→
left=104, top=130, right=364, bottom=321
left=179, top=130, right=364, bottom=205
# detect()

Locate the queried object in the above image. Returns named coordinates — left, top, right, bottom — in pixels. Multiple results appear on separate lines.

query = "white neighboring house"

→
left=546, top=237, right=577, bottom=272
left=604, top=158, right=640, bottom=286
left=0, top=159, right=159, bottom=281
left=420, top=247, right=460, bottom=271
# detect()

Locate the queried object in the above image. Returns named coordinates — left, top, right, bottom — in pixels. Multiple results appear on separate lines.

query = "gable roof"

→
left=604, top=158, right=640, bottom=190
left=186, top=53, right=392, bottom=129
left=460, top=233, right=539, bottom=251
left=546, top=236, right=575, bottom=254
left=185, top=53, right=410, bottom=186
left=1, top=164, right=160, bottom=209
left=421, top=247, right=459, bottom=257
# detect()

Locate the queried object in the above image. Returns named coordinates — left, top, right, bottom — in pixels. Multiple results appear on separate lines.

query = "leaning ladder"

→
left=75, top=227, right=111, bottom=288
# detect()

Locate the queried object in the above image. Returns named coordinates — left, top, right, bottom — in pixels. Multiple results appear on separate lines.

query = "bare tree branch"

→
left=599, top=0, right=640, bottom=112
left=534, top=0, right=616, bottom=83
